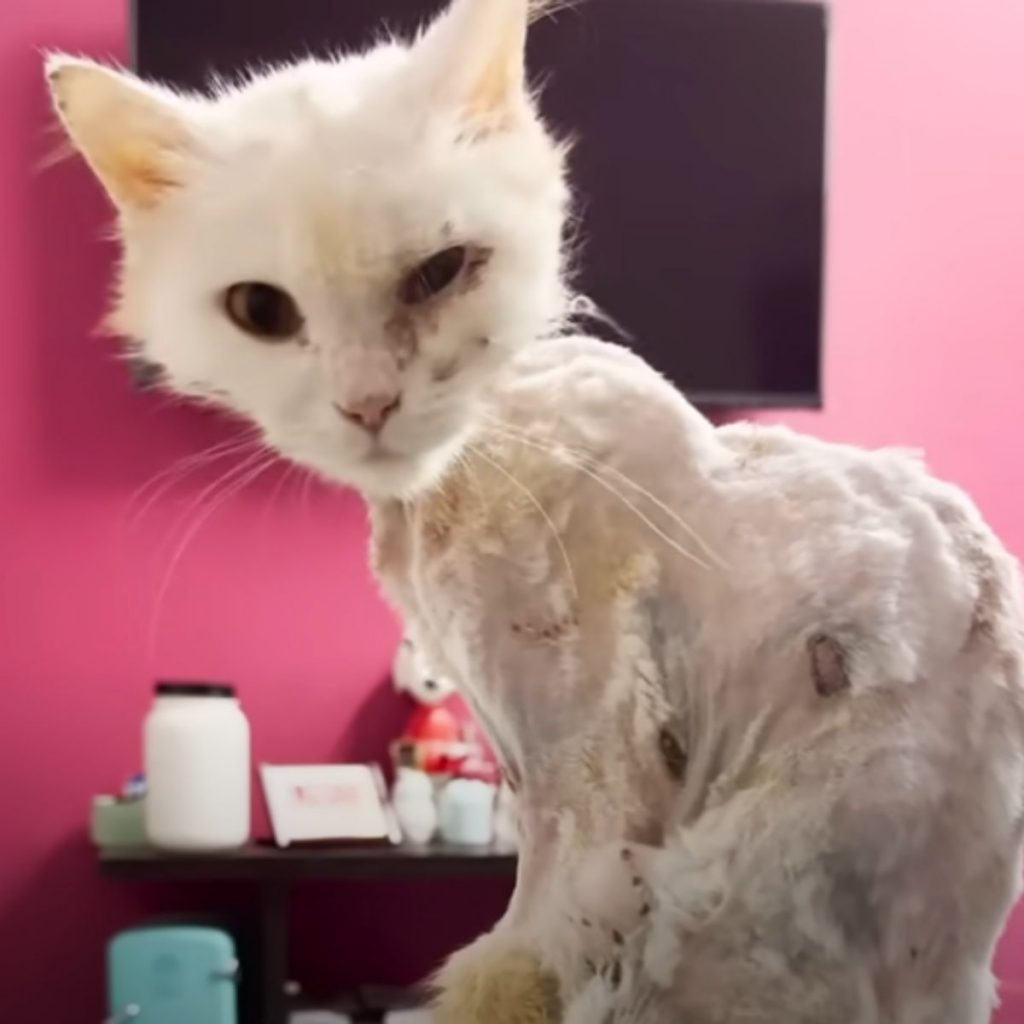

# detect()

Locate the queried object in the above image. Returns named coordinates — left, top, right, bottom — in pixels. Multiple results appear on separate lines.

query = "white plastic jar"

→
left=144, top=681, right=251, bottom=852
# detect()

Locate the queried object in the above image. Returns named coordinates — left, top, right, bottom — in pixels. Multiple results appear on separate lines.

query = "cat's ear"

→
left=416, top=0, right=537, bottom=130
left=45, top=55, right=195, bottom=211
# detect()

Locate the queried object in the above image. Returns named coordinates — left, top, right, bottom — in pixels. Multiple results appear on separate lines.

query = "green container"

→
left=90, top=796, right=147, bottom=848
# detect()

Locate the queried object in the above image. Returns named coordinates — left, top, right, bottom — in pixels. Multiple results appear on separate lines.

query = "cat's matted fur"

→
left=47, top=0, right=1024, bottom=1021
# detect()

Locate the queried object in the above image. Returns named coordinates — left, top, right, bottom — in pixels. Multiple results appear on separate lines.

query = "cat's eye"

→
left=224, top=282, right=304, bottom=341
left=399, top=246, right=468, bottom=305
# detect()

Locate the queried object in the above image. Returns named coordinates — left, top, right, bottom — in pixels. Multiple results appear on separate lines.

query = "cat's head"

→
left=46, top=0, right=570, bottom=498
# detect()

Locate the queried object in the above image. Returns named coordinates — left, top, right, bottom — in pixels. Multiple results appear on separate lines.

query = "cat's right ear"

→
left=45, top=55, right=195, bottom=212
left=414, top=0, right=534, bottom=132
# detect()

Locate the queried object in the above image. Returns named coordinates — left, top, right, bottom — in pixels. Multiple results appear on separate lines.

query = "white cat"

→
left=47, top=0, right=569, bottom=500
left=47, top=0, right=1024, bottom=1022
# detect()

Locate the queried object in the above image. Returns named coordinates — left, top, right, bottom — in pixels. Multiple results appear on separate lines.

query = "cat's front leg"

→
left=432, top=844, right=656, bottom=1024
left=432, top=930, right=562, bottom=1024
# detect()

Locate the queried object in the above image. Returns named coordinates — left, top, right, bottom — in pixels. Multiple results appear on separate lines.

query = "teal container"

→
left=108, top=926, right=238, bottom=1024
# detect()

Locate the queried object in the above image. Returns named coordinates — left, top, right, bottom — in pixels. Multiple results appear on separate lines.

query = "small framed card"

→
left=260, top=763, right=399, bottom=847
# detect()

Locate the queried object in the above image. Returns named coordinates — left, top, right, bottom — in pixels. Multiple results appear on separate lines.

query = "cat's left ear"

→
left=415, top=0, right=538, bottom=130
left=45, top=55, right=196, bottom=211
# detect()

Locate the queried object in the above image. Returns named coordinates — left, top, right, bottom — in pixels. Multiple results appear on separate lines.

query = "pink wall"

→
left=0, top=0, right=1022, bottom=1020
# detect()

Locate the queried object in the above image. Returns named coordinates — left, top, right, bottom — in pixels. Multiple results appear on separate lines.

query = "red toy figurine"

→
left=391, top=635, right=499, bottom=782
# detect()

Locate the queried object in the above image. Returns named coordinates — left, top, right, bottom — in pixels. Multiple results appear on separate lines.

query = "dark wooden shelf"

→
left=100, top=842, right=516, bottom=1024
left=99, top=842, right=518, bottom=882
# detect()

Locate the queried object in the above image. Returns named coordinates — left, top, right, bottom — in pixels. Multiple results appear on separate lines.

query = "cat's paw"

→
left=433, top=936, right=562, bottom=1024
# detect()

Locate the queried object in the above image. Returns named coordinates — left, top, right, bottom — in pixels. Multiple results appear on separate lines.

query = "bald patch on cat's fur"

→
left=809, top=634, right=850, bottom=698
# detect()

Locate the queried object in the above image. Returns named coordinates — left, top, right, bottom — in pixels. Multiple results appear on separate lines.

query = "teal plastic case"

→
left=108, top=926, right=238, bottom=1024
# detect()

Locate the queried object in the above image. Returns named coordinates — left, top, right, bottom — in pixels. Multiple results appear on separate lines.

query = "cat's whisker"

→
left=457, top=449, right=489, bottom=511
left=295, top=466, right=313, bottom=513
left=154, top=445, right=271, bottom=562
left=479, top=414, right=728, bottom=571
left=465, top=442, right=580, bottom=604
left=146, top=450, right=278, bottom=661
left=481, top=413, right=725, bottom=566
left=299, top=466, right=317, bottom=521
left=126, top=436, right=248, bottom=515
left=476, top=420, right=715, bottom=573
left=124, top=432, right=262, bottom=529
left=260, top=458, right=295, bottom=532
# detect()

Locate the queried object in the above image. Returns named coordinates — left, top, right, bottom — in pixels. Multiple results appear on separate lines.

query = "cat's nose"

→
left=333, top=392, right=402, bottom=433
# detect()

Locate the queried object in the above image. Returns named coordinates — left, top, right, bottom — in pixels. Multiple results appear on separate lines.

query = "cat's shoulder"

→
left=504, top=335, right=670, bottom=401
left=497, top=335, right=715, bottom=453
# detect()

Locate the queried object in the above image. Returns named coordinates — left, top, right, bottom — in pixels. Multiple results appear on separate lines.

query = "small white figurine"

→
left=391, top=767, right=438, bottom=846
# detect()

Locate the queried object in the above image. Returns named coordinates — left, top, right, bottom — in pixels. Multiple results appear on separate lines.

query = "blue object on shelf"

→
left=108, top=926, right=238, bottom=1024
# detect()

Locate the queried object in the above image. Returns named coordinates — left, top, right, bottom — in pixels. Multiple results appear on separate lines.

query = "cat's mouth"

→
left=279, top=417, right=469, bottom=499
left=363, top=445, right=404, bottom=464
left=357, top=428, right=415, bottom=463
